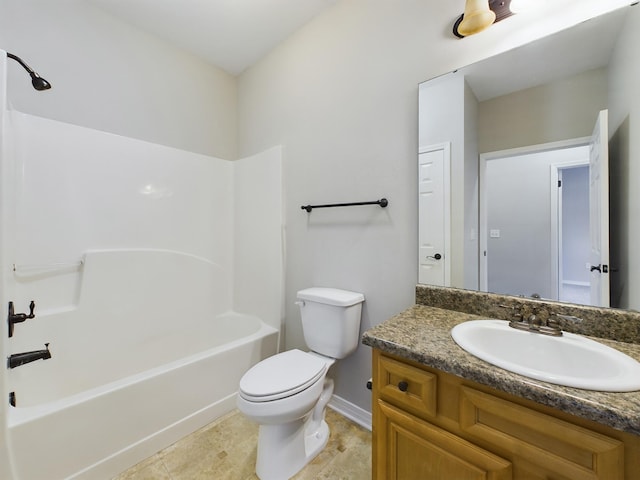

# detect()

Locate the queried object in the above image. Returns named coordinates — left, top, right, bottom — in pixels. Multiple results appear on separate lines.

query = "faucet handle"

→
left=550, top=312, right=583, bottom=323
left=546, top=316, right=561, bottom=329
left=498, top=304, right=524, bottom=322
left=7, top=300, right=36, bottom=338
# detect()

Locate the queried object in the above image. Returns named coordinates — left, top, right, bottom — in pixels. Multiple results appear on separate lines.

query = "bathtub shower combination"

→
left=0, top=53, right=283, bottom=480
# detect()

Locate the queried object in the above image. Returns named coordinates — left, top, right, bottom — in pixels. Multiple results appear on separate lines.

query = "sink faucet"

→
left=7, top=343, right=51, bottom=369
left=500, top=305, right=563, bottom=336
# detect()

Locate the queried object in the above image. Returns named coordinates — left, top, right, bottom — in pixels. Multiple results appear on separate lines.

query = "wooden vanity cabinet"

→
left=372, top=349, right=640, bottom=480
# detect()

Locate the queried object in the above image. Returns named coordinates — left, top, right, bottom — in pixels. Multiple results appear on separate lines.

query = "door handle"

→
left=426, top=253, right=442, bottom=260
left=590, top=264, right=609, bottom=273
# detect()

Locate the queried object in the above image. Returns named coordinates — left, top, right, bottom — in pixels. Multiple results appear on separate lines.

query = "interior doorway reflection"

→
left=558, top=165, right=590, bottom=304
left=480, top=141, right=597, bottom=304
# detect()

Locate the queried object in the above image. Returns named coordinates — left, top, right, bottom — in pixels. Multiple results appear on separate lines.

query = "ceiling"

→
left=86, top=0, right=628, bottom=85
left=460, top=7, right=627, bottom=101
left=87, top=0, right=339, bottom=75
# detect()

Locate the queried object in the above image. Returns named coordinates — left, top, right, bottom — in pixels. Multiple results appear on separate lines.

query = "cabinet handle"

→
left=398, top=381, right=408, bottom=392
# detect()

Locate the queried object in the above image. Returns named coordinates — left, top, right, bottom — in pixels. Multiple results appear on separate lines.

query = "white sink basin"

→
left=451, top=320, right=640, bottom=392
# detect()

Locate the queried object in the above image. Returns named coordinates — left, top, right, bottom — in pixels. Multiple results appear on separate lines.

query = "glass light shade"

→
left=457, top=0, right=496, bottom=36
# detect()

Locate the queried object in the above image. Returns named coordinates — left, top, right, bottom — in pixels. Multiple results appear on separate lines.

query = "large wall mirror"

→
left=418, top=4, right=639, bottom=311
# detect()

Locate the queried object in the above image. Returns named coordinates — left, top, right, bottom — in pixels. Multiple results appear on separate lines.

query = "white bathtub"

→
left=5, top=250, right=279, bottom=479
left=7, top=311, right=278, bottom=480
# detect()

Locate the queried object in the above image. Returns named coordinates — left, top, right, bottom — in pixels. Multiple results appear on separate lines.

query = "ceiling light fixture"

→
left=453, top=0, right=514, bottom=38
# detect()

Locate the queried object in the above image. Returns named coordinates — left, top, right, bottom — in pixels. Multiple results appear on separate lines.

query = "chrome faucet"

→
left=7, top=343, right=51, bottom=369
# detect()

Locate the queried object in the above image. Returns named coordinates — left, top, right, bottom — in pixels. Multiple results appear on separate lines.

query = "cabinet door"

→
left=459, top=386, right=624, bottom=479
left=376, top=400, right=512, bottom=480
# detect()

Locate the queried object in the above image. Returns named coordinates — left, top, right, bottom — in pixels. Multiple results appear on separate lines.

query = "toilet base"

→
left=255, top=379, right=334, bottom=480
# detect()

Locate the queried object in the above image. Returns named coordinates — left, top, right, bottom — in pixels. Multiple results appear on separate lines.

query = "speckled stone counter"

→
left=415, top=284, right=640, bottom=344
left=362, top=303, right=640, bottom=436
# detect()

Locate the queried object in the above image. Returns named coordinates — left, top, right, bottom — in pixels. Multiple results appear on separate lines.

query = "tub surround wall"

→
left=7, top=111, right=283, bottom=332
left=1, top=108, right=283, bottom=478
left=233, top=147, right=284, bottom=329
left=0, top=49, right=14, bottom=480
left=9, top=250, right=240, bottom=405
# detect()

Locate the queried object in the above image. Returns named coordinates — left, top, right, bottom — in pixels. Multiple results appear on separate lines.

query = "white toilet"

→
left=237, top=287, right=365, bottom=480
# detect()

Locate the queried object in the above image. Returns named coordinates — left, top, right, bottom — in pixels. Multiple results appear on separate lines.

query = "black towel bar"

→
left=301, top=198, right=388, bottom=213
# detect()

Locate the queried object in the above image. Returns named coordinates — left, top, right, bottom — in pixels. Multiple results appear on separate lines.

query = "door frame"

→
left=479, top=137, right=590, bottom=294
left=551, top=161, right=590, bottom=302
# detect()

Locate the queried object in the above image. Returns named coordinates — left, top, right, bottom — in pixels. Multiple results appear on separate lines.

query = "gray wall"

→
left=0, top=0, right=237, bottom=159
left=478, top=68, right=608, bottom=154
left=418, top=75, right=479, bottom=291
left=418, top=74, right=466, bottom=287
left=608, top=6, right=640, bottom=310
left=236, top=0, right=629, bottom=414
left=464, top=81, right=480, bottom=290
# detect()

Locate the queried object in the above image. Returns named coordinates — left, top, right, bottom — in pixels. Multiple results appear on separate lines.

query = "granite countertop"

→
left=362, top=304, right=640, bottom=436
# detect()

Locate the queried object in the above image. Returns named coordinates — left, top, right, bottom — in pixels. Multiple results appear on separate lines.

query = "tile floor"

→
left=113, top=408, right=372, bottom=480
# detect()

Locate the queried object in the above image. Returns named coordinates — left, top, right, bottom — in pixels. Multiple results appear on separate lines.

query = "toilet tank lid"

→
left=297, top=287, right=364, bottom=306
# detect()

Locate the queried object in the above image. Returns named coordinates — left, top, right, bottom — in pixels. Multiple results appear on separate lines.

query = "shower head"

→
left=6, top=52, right=52, bottom=91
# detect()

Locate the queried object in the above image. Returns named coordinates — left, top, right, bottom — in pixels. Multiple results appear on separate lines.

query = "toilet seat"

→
left=239, top=349, right=328, bottom=402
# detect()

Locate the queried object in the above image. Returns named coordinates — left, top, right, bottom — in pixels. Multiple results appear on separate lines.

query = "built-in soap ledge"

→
left=11, top=255, right=86, bottom=321
left=415, top=284, right=640, bottom=345
left=12, top=258, right=85, bottom=277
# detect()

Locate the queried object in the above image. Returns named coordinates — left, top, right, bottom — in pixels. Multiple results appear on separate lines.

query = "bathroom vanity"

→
left=363, top=286, right=640, bottom=479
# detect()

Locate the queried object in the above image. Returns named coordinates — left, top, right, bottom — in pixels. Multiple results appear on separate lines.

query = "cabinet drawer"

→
left=377, top=354, right=437, bottom=417
left=459, top=386, right=623, bottom=479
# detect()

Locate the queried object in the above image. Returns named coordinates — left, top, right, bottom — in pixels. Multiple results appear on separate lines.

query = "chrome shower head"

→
left=6, top=52, right=52, bottom=91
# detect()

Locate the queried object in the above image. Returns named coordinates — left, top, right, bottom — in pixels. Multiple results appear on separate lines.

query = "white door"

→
left=418, top=143, right=450, bottom=286
left=589, top=110, right=610, bottom=307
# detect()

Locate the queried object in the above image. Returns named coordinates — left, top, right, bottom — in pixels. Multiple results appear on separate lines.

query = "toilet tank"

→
left=296, top=287, right=365, bottom=359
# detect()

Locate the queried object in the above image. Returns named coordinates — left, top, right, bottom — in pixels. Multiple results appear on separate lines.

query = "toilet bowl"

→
left=237, top=349, right=334, bottom=424
left=237, top=287, right=364, bottom=480
left=238, top=349, right=335, bottom=480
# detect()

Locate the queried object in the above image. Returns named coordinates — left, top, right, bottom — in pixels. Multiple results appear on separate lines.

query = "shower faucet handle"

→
left=7, top=300, right=36, bottom=338
left=12, top=300, right=36, bottom=320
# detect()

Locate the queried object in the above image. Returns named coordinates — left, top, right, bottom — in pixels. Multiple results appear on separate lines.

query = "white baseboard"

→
left=328, top=394, right=372, bottom=431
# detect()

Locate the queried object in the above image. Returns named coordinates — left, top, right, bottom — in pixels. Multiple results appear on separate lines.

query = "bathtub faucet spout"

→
left=7, top=343, right=51, bottom=369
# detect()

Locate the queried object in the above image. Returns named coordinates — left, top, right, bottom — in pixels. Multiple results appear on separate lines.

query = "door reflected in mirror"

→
left=480, top=141, right=595, bottom=304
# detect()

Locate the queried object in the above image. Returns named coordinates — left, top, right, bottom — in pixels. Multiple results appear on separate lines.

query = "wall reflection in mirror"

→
left=418, top=5, right=639, bottom=311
